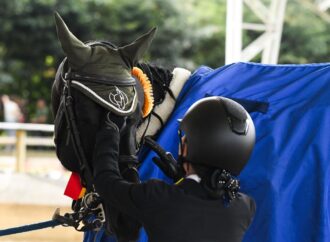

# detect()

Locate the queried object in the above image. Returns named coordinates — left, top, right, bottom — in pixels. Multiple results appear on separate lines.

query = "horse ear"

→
left=118, top=27, right=157, bottom=69
left=54, top=12, right=91, bottom=69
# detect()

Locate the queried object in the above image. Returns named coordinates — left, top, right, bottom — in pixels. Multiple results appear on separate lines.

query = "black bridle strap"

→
left=63, top=79, right=94, bottom=191
left=151, top=110, right=164, bottom=127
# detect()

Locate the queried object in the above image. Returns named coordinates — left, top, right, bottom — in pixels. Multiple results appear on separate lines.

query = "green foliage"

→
left=0, top=0, right=328, bottom=122
left=280, top=1, right=330, bottom=63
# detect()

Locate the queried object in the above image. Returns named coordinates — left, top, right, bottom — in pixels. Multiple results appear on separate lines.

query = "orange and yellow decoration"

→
left=132, top=67, right=154, bottom=118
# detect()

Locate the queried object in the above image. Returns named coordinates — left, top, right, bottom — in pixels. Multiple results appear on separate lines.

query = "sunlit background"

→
left=0, top=0, right=329, bottom=241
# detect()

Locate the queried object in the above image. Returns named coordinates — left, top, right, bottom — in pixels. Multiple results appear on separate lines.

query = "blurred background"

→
left=0, top=0, right=328, bottom=241
left=0, top=0, right=329, bottom=125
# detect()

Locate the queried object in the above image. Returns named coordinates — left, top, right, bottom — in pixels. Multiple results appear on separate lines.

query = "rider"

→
left=92, top=96, right=256, bottom=242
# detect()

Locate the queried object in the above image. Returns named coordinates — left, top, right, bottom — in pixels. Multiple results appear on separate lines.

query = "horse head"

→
left=51, top=12, right=191, bottom=240
left=52, top=12, right=156, bottom=171
left=51, top=12, right=157, bottom=240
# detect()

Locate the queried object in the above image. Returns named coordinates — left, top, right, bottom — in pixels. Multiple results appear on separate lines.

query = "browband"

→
left=65, top=72, right=136, bottom=86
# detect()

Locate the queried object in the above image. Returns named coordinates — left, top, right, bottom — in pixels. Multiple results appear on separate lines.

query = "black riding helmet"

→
left=179, top=96, right=255, bottom=175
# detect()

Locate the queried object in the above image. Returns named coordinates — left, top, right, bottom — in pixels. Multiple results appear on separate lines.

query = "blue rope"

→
left=0, top=220, right=61, bottom=236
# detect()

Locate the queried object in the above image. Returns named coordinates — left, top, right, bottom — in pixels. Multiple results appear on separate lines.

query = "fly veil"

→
left=51, top=12, right=155, bottom=240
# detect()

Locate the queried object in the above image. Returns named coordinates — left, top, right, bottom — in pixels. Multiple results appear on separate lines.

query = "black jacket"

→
left=93, top=123, right=256, bottom=242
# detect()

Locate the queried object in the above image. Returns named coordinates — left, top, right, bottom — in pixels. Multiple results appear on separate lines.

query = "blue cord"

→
left=0, top=220, right=60, bottom=236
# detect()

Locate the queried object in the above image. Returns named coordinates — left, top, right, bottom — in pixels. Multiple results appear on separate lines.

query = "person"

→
left=91, top=96, right=256, bottom=242
left=1, top=95, right=23, bottom=151
left=1, top=95, right=24, bottom=150
left=1, top=95, right=23, bottom=125
left=31, top=99, right=49, bottom=124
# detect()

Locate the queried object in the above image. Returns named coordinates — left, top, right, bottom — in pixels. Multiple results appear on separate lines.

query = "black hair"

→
left=191, top=163, right=212, bottom=179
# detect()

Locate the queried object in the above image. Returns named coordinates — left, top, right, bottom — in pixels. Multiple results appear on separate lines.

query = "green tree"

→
left=0, top=0, right=328, bottom=122
left=280, top=0, right=330, bottom=63
left=0, top=0, right=87, bottom=119
left=0, top=0, right=196, bottom=120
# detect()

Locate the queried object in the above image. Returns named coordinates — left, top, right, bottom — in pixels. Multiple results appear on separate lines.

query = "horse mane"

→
left=137, top=62, right=174, bottom=106
left=135, top=62, right=193, bottom=144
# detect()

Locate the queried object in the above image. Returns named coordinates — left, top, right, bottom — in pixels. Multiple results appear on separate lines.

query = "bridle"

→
left=60, top=67, right=94, bottom=190
left=54, top=58, right=105, bottom=232
left=55, top=41, right=138, bottom=232
left=56, top=42, right=173, bottom=231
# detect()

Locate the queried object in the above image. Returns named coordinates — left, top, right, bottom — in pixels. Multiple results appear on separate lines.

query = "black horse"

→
left=51, top=12, right=187, bottom=241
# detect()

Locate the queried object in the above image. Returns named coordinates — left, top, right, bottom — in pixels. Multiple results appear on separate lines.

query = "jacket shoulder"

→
left=235, top=192, right=256, bottom=227
left=239, top=193, right=256, bottom=214
left=130, top=179, right=183, bottom=208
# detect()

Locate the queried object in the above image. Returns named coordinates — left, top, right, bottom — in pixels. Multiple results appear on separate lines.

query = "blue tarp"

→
left=85, top=62, right=330, bottom=242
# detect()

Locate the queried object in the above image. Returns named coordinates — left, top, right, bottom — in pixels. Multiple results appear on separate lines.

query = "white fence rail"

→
left=0, top=122, right=55, bottom=172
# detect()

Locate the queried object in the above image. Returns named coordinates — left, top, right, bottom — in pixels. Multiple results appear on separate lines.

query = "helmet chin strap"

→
left=178, top=129, right=187, bottom=157
left=178, top=129, right=195, bottom=176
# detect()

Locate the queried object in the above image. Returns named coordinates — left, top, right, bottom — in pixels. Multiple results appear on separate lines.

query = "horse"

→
left=51, top=12, right=190, bottom=241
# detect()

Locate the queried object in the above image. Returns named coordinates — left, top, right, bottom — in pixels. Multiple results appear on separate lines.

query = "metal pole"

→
left=225, top=0, right=288, bottom=64
left=262, top=0, right=288, bottom=64
left=317, top=0, right=330, bottom=11
left=225, top=0, right=243, bottom=64
left=15, top=130, right=26, bottom=173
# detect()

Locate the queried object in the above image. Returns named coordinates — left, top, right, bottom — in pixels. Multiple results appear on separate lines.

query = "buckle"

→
left=53, top=192, right=106, bottom=232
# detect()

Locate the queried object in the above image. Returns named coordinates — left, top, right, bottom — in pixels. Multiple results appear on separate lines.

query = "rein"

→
left=53, top=56, right=171, bottom=233
left=55, top=62, right=154, bottom=233
left=54, top=66, right=107, bottom=232
left=51, top=16, right=159, bottom=239
left=62, top=73, right=95, bottom=190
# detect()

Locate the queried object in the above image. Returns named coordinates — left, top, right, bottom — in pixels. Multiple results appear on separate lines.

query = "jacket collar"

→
left=177, top=178, right=208, bottom=199
left=185, top=174, right=201, bottom=183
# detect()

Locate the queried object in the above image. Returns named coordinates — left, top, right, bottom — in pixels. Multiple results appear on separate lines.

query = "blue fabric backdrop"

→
left=84, top=62, right=330, bottom=242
